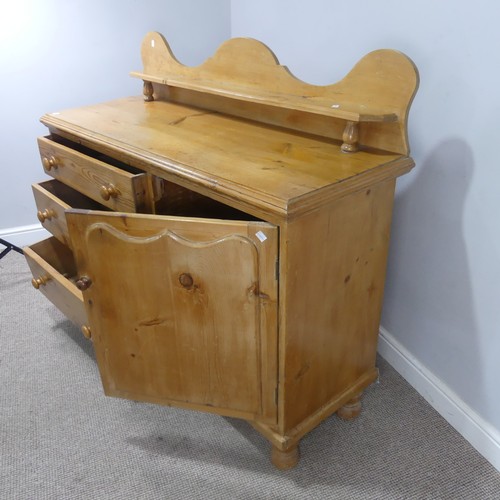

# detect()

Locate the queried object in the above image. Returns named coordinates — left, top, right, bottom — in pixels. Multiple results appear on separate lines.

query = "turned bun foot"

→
left=271, top=444, right=299, bottom=470
left=337, top=393, right=362, bottom=420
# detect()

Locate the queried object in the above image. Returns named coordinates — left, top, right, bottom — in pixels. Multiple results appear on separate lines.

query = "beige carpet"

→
left=1, top=250, right=499, bottom=499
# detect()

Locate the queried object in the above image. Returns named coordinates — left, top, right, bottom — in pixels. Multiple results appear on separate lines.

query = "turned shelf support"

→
left=341, top=121, right=359, bottom=153
left=143, top=80, right=154, bottom=102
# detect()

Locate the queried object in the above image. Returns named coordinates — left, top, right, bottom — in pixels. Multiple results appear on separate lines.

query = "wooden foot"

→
left=337, top=393, right=362, bottom=420
left=271, top=444, right=299, bottom=470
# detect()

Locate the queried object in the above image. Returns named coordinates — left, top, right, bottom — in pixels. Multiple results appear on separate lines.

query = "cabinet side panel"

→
left=280, top=179, right=396, bottom=434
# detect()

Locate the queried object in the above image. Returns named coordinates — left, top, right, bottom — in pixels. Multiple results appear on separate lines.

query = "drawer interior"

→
left=29, top=237, right=78, bottom=282
left=48, top=134, right=143, bottom=175
left=37, top=179, right=108, bottom=211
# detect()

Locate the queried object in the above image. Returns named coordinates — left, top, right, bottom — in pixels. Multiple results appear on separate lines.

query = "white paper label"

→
left=255, top=230, right=267, bottom=242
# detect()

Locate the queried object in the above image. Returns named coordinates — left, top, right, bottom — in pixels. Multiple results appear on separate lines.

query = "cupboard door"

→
left=66, top=210, right=278, bottom=422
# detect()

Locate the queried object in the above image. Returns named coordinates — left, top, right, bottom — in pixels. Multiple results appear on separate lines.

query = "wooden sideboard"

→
left=24, top=32, right=419, bottom=469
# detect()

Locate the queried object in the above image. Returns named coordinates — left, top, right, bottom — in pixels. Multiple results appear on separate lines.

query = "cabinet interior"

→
left=155, top=180, right=262, bottom=221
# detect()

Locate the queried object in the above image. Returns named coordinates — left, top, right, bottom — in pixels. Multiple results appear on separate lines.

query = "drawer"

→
left=37, top=136, right=150, bottom=212
left=24, top=237, right=88, bottom=333
left=32, top=180, right=107, bottom=248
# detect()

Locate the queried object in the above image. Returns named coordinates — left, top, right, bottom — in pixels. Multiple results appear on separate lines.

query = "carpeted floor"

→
left=1, top=250, right=499, bottom=499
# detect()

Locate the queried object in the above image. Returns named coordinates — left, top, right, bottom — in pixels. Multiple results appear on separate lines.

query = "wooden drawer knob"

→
left=75, top=276, right=92, bottom=291
left=37, top=208, right=56, bottom=223
left=31, top=275, right=50, bottom=289
left=81, top=325, right=92, bottom=339
left=42, top=156, right=58, bottom=171
left=100, top=184, right=119, bottom=201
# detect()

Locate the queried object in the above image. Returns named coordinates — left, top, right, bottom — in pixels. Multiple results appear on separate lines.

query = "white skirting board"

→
left=378, top=326, right=500, bottom=472
left=0, top=224, right=50, bottom=248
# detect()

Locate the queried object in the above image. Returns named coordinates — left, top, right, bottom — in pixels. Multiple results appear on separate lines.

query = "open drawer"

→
left=32, top=179, right=107, bottom=248
left=37, top=135, right=150, bottom=213
left=24, top=237, right=88, bottom=335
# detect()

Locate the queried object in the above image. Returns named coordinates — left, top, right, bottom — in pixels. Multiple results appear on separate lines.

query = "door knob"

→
left=81, top=325, right=92, bottom=339
left=179, top=273, right=194, bottom=289
left=75, top=276, right=92, bottom=291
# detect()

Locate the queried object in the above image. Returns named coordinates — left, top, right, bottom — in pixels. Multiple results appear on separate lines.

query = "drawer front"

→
left=38, top=136, right=149, bottom=212
left=24, top=237, right=87, bottom=331
left=32, top=180, right=106, bottom=248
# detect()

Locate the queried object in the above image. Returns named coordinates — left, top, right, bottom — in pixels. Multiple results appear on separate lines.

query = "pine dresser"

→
left=25, top=32, right=418, bottom=469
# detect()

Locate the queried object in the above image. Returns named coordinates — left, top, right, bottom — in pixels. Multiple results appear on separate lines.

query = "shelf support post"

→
left=341, top=121, right=359, bottom=153
left=143, top=80, right=154, bottom=102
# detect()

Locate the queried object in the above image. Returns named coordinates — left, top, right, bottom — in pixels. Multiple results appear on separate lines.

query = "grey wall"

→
left=231, top=0, right=500, bottom=459
left=0, top=0, right=230, bottom=230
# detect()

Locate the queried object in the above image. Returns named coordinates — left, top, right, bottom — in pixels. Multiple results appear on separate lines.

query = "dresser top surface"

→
left=41, top=96, right=413, bottom=218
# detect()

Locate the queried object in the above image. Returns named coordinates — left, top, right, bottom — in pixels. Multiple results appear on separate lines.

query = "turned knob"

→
left=179, top=273, right=194, bottom=289
left=75, top=276, right=92, bottom=291
left=81, top=325, right=92, bottom=339
left=31, top=275, right=50, bottom=289
left=42, top=155, right=58, bottom=170
left=37, top=208, right=56, bottom=223
left=100, top=184, right=119, bottom=201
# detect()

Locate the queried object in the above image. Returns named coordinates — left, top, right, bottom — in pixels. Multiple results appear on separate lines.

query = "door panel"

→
left=67, top=210, right=278, bottom=421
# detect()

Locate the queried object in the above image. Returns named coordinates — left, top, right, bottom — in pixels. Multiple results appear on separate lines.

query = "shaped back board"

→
left=131, top=32, right=419, bottom=154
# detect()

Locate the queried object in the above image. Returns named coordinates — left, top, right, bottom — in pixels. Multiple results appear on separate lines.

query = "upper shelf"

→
left=130, top=71, right=398, bottom=124
left=131, top=32, right=419, bottom=155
